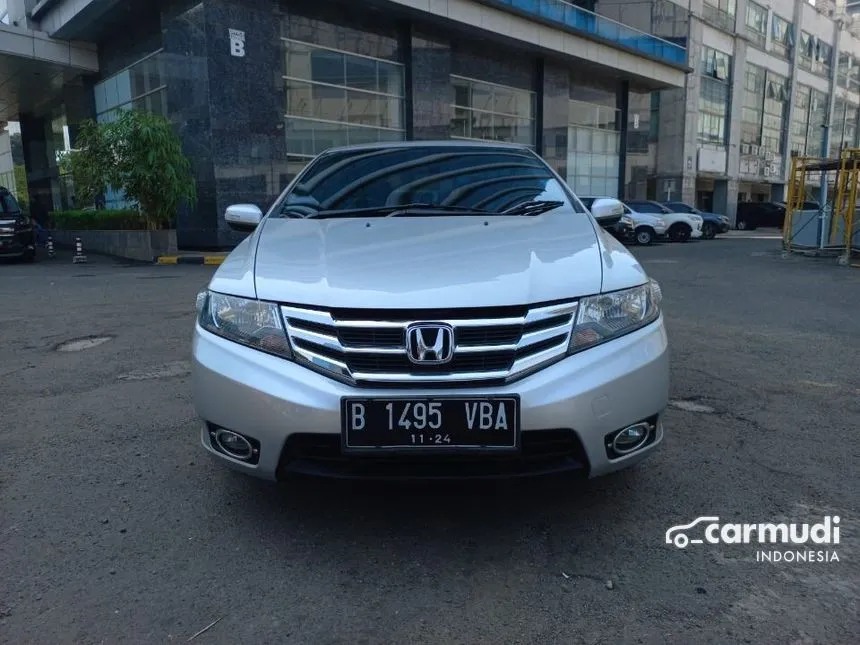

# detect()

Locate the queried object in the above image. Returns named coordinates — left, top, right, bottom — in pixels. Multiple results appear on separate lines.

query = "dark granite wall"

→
left=162, top=1, right=218, bottom=248
left=99, top=2, right=163, bottom=78
left=450, top=40, right=536, bottom=91
left=541, top=61, right=571, bottom=178
left=203, top=0, right=283, bottom=247
left=409, top=30, right=453, bottom=141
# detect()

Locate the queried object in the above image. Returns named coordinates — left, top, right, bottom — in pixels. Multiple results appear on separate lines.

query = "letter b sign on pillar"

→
left=229, top=29, right=246, bottom=58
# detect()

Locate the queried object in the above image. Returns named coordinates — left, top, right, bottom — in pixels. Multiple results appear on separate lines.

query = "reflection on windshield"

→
left=276, top=146, right=579, bottom=218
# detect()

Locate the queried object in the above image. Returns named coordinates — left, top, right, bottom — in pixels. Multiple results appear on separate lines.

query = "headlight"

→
left=620, top=215, right=634, bottom=227
left=569, top=280, right=662, bottom=352
left=197, top=290, right=293, bottom=358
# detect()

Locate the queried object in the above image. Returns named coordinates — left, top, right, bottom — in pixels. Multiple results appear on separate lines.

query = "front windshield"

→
left=275, top=145, right=581, bottom=217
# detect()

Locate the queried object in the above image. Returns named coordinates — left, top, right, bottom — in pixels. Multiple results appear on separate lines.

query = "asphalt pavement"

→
left=1, top=237, right=858, bottom=645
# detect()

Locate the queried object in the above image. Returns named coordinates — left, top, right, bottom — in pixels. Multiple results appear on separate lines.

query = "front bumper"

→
left=0, top=234, right=33, bottom=258
left=192, top=317, right=669, bottom=481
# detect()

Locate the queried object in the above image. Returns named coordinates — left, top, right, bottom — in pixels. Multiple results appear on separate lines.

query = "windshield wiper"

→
left=501, top=200, right=566, bottom=216
left=307, top=203, right=490, bottom=219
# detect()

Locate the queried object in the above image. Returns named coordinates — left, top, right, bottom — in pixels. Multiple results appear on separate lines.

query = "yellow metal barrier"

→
left=783, top=149, right=860, bottom=267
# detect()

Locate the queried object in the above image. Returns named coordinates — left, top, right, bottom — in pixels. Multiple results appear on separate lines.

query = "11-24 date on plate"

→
left=342, top=397, right=520, bottom=450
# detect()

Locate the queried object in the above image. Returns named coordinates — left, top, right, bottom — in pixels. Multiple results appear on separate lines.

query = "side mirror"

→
left=589, top=198, right=625, bottom=220
left=225, top=204, right=263, bottom=232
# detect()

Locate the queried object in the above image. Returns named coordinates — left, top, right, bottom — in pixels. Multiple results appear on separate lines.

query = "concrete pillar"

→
left=5, top=0, right=32, bottom=27
left=713, top=180, right=728, bottom=215
left=724, top=38, right=746, bottom=222
left=713, top=178, right=738, bottom=216
left=682, top=14, right=706, bottom=205
left=772, top=183, right=787, bottom=202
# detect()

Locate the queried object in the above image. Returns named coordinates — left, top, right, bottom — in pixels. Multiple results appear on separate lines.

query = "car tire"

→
left=22, top=246, right=36, bottom=263
left=635, top=227, right=654, bottom=245
left=668, top=223, right=692, bottom=243
left=701, top=222, right=716, bottom=240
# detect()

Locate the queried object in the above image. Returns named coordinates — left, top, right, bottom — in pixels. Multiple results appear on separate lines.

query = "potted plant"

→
left=68, top=110, right=196, bottom=256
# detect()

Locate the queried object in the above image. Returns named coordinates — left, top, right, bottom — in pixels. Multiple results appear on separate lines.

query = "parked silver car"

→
left=192, top=142, right=669, bottom=481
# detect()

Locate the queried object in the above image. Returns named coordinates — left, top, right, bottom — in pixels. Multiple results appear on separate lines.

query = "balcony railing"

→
left=484, top=0, right=688, bottom=67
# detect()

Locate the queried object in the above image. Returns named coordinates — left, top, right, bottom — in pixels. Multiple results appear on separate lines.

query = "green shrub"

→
left=68, top=110, right=196, bottom=230
left=50, top=209, right=148, bottom=231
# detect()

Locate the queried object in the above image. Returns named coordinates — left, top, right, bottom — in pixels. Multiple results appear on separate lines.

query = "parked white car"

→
left=583, top=197, right=669, bottom=245
left=624, top=200, right=703, bottom=242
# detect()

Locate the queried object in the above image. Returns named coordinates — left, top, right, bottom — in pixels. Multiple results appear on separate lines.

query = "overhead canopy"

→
left=0, top=23, right=97, bottom=122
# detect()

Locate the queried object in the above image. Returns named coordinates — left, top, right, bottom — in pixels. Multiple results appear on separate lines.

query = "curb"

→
left=156, top=255, right=225, bottom=266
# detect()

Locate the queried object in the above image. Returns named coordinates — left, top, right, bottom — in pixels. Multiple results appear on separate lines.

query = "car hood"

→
left=251, top=212, right=604, bottom=308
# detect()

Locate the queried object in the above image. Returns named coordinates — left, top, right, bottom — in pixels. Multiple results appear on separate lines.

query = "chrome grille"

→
left=280, top=301, right=578, bottom=386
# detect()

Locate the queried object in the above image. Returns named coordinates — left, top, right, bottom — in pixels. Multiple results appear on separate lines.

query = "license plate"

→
left=342, top=396, right=519, bottom=451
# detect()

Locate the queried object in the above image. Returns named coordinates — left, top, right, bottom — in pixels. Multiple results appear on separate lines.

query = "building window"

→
left=797, top=32, right=831, bottom=75
left=698, top=47, right=732, bottom=145
left=837, top=52, right=860, bottom=90
left=94, top=51, right=168, bottom=123
left=844, top=103, right=860, bottom=153
left=745, top=1, right=768, bottom=48
left=703, top=0, right=737, bottom=31
left=283, top=38, right=405, bottom=160
left=816, top=41, right=833, bottom=76
left=798, top=31, right=815, bottom=71
left=790, top=85, right=827, bottom=157
left=770, top=15, right=794, bottom=58
left=450, top=76, right=536, bottom=146
left=567, top=99, right=621, bottom=197
left=762, top=73, right=788, bottom=155
left=92, top=50, right=168, bottom=209
left=741, top=64, right=765, bottom=148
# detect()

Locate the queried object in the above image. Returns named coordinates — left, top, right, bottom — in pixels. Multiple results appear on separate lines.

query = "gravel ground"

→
left=1, top=237, right=858, bottom=645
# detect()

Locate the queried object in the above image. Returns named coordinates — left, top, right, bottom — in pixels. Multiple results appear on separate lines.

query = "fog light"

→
left=214, top=429, right=254, bottom=460
left=611, top=423, right=651, bottom=455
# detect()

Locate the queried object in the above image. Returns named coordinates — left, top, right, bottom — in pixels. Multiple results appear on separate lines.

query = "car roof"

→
left=320, top=140, right=534, bottom=155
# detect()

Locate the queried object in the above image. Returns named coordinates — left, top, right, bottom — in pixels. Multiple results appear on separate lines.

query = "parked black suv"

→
left=735, top=201, right=819, bottom=231
left=0, top=187, right=36, bottom=262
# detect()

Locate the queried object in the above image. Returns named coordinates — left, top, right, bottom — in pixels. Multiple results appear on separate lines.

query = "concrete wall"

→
left=0, top=131, right=12, bottom=176
left=50, top=229, right=178, bottom=261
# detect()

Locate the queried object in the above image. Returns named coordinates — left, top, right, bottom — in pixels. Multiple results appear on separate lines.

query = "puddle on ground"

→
left=55, top=336, right=114, bottom=352
left=117, top=361, right=191, bottom=381
left=669, top=399, right=716, bottom=414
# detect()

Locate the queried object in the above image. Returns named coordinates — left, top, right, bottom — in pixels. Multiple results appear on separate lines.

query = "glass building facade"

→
left=12, top=0, right=691, bottom=247
left=450, top=76, right=535, bottom=146
left=567, top=93, right=621, bottom=198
